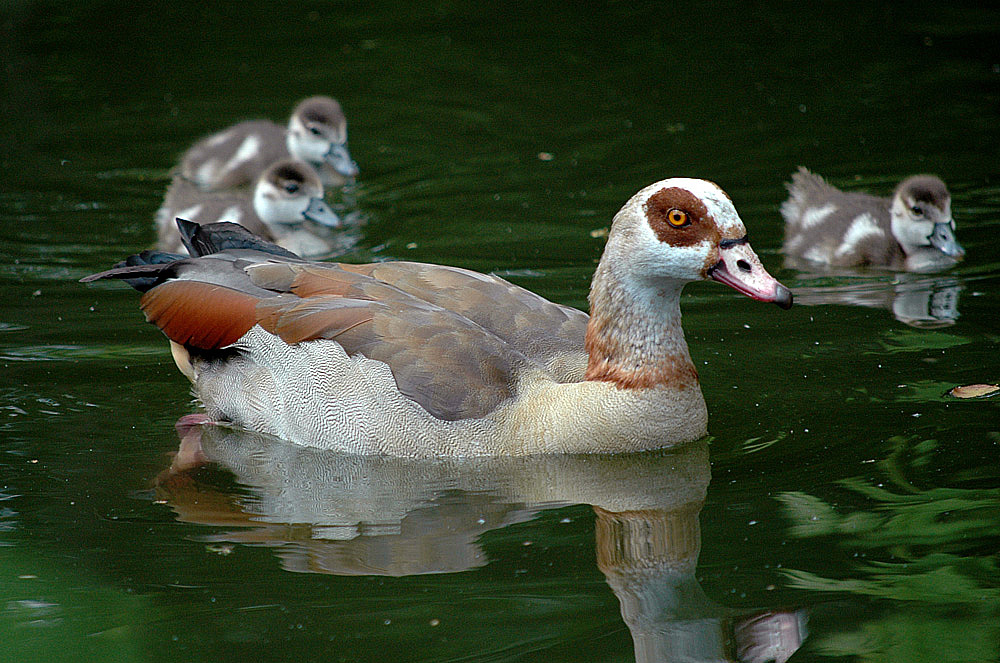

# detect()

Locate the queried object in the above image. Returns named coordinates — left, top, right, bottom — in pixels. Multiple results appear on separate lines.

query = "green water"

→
left=2, top=1, right=999, bottom=661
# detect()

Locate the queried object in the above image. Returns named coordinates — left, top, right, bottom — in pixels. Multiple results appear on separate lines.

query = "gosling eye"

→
left=283, top=182, right=300, bottom=194
left=666, top=208, right=691, bottom=228
left=911, top=205, right=924, bottom=217
left=308, top=125, right=323, bottom=136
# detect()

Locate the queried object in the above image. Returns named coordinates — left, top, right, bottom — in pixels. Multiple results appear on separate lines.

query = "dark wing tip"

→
left=80, top=251, right=187, bottom=290
left=175, top=218, right=302, bottom=259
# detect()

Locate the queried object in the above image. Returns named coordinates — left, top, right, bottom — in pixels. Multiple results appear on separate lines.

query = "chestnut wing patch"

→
left=140, top=280, right=260, bottom=349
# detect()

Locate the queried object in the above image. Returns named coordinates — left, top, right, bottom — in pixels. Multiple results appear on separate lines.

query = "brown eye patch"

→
left=644, top=187, right=719, bottom=247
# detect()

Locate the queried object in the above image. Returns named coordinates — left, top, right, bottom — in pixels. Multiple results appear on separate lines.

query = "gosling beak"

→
left=302, top=197, right=343, bottom=228
left=325, top=142, right=360, bottom=178
left=929, top=221, right=964, bottom=259
left=707, top=237, right=793, bottom=309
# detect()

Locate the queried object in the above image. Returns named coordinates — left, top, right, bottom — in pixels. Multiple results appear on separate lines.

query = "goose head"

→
left=252, top=159, right=342, bottom=229
left=597, top=178, right=792, bottom=308
left=889, top=175, right=963, bottom=264
left=585, top=179, right=790, bottom=390
left=285, top=96, right=360, bottom=180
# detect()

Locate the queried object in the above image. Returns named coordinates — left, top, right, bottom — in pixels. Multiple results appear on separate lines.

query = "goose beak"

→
left=929, top=221, right=964, bottom=259
left=325, top=143, right=360, bottom=178
left=707, top=237, right=793, bottom=309
left=302, top=197, right=343, bottom=228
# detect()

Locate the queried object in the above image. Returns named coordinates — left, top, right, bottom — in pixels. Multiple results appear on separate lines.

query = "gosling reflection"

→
left=157, top=423, right=806, bottom=662
left=791, top=272, right=962, bottom=328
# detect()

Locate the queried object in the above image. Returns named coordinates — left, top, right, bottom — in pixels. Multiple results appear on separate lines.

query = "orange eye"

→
left=666, top=209, right=690, bottom=227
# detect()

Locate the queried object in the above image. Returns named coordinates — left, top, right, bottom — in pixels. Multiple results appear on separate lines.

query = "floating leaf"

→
left=948, top=383, right=999, bottom=399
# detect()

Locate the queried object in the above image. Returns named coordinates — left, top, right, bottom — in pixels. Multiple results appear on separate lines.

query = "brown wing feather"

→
left=243, top=262, right=301, bottom=293
left=331, top=302, right=527, bottom=420
left=288, top=264, right=366, bottom=297
left=133, top=253, right=569, bottom=419
left=140, top=281, right=260, bottom=349
left=253, top=285, right=531, bottom=420
left=249, top=260, right=588, bottom=351
left=256, top=295, right=378, bottom=344
left=340, top=262, right=589, bottom=379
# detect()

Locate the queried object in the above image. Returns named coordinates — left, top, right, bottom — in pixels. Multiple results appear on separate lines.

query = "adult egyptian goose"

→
left=781, top=167, right=964, bottom=272
left=83, top=178, right=791, bottom=457
left=157, top=159, right=342, bottom=257
left=179, top=96, right=359, bottom=190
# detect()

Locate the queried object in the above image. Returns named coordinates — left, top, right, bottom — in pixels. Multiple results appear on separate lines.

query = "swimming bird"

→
left=157, top=159, right=342, bottom=257
left=781, top=167, right=964, bottom=272
left=179, top=96, right=359, bottom=190
left=83, top=178, right=792, bottom=457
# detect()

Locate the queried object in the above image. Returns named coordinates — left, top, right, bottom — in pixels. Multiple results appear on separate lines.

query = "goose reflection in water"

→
left=789, top=272, right=962, bottom=328
left=156, top=421, right=807, bottom=663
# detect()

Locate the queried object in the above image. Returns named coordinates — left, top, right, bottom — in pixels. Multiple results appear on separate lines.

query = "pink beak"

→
left=708, top=237, right=793, bottom=309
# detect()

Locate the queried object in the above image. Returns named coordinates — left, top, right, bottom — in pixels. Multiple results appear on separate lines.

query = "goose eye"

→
left=667, top=209, right=690, bottom=228
left=309, top=125, right=323, bottom=136
left=284, top=182, right=300, bottom=194
left=911, top=205, right=924, bottom=217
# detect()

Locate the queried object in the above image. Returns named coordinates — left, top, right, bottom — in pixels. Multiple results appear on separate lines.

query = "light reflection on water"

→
left=157, top=426, right=807, bottom=663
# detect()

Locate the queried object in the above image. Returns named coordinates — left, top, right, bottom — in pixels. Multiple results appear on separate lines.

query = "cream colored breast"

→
left=193, top=327, right=707, bottom=458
